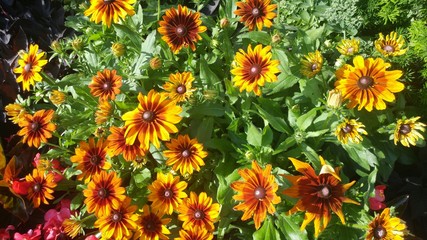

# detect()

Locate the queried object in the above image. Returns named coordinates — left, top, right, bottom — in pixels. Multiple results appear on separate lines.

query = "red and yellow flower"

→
left=134, top=205, right=171, bottom=240
left=89, top=69, right=122, bottom=101
left=366, top=208, right=407, bottom=240
left=234, top=0, right=277, bottom=31
left=177, top=192, right=220, bottom=231
left=374, top=32, right=408, bottom=57
left=107, top=126, right=146, bottom=161
left=175, top=227, right=213, bottom=240
left=17, top=109, right=56, bottom=148
left=4, top=103, right=26, bottom=124
left=84, top=0, right=136, bottom=27
left=163, top=72, right=195, bottom=103
left=25, top=169, right=57, bottom=208
left=13, top=44, right=48, bottom=91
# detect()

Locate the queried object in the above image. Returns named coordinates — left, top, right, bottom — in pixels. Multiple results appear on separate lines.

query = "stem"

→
left=157, top=0, right=161, bottom=21
left=44, top=142, right=74, bottom=154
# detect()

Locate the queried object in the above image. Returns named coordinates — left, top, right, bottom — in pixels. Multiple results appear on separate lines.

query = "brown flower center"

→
left=311, top=63, right=318, bottom=71
left=357, top=76, right=374, bottom=89
left=24, top=63, right=32, bottom=73
left=317, top=185, right=331, bottom=199
left=176, top=85, right=187, bottom=94
left=163, top=189, right=173, bottom=199
left=144, top=218, right=156, bottom=232
left=111, top=211, right=122, bottom=223
left=399, top=124, right=411, bottom=135
left=90, top=155, right=102, bottom=165
left=142, top=110, right=155, bottom=122
left=30, top=122, right=40, bottom=132
left=373, top=225, right=387, bottom=239
left=250, top=64, right=262, bottom=77
left=252, top=7, right=260, bottom=17
left=97, top=187, right=109, bottom=199
left=175, top=25, right=187, bottom=37
left=194, top=209, right=205, bottom=220
left=33, top=183, right=41, bottom=193
left=181, top=149, right=191, bottom=158
left=254, top=186, right=266, bottom=200
left=383, top=45, right=395, bottom=53
left=103, top=0, right=115, bottom=4
left=103, top=81, right=112, bottom=91
left=342, top=124, right=353, bottom=133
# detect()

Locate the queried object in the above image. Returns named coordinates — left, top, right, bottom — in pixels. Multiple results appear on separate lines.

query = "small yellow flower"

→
left=5, top=103, right=26, bottom=124
left=393, top=116, right=426, bottom=147
left=336, top=38, right=360, bottom=56
left=366, top=208, right=407, bottom=240
left=375, top=31, right=408, bottom=57
left=300, top=50, right=323, bottom=78
left=49, top=90, right=66, bottom=105
left=63, top=216, right=84, bottom=238
left=95, top=100, right=112, bottom=125
left=111, top=42, right=125, bottom=57
left=13, top=44, right=48, bottom=91
left=335, top=118, right=367, bottom=144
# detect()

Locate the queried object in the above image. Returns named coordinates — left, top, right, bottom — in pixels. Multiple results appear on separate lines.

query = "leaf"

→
left=296, top=108, right=318, bottom=131
left=200, top=57, right=221, bottom=85
left=253, top=217, right=281, bottom=240
left=187, top=102, right=225, bottom=117
left=195, top=117, right=214, bottom=143
left=247, top=123, right=262, bottom=147
left=273, top=136, right=297, bottom=155
left=262, top=125, right=274, bottom=146
left=342, top=143, right=377, bottom=173
left=71, top=193, right=85, bottom=211
left=216, top=168, right=240, bottom=205
left=276, top=214, right=309, bottom=240
left=239, top=31, right=271, bottom=45
left=255, top=101, right=291, bottom=134
left=113, top=24, right=141, bottom=48
left=133, top=168, right=151, bottom=188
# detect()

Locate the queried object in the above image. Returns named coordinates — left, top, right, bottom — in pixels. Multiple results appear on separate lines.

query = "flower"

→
left=49, top=90, right=66, bottom=105
left=149, top=56, right=162, bottom=70
left=148, top=172, right=188, bottom=215
left=94, top=197, right=138, bottom=240
left=71, top=37, right=84, bottom=51
left=334, top=56, right=404, bottom=112
left=175, top=227, right=214, bottom=240
left=334, top=118, right=368, bottom=144
left=84, top=0, right=136, bottom=27
left=366, top=208, right=407, bottom=240
left=393, top=116, right=426, bottom=147
left=374, top=32, right=408, bottom=57
left=300, top=50, right=323, bottom=78
left=70, top=137, right=111, bottom=182
left=89, top=69, right=122, bottom=101
left=163, top=72, right=195, bottom=103
left=220, top=18, right=229, bottom=28
left=17, top=109, right=56, bottom=148
left=134, top=205, right=171, bottom=240
left=14, top=224, right=42, bottom=240
left=234, top=0, right=277, bottom=31
left=107, top=126, right=146, bottom=161
left=158, top=5, right=207, bottom=54
left=336, top=38, right=360, bottom=56
left=83, top=170, right=126, bottom=217
left=177, top=192, right=220, bottom=231
left=282, top=157, right=359, bottom=238
left=43, top=199, right=71, bottom=240
left=164, top=135, right=208, bottom=175
left=62, top=217, right=84, bottom=239
left=95, top=100, right=112, bottom=125
left=111, top=42, right=125, bottom=57
left=13, top=44, right=48, bottom=91
left=5, top=103, right=26, bottom=124
left=326, top=89, right=343, bottom=109
left=25, top=169, right=57, bottom=208
left=369, top=185, right=387, bottom=211
left=230, top=44, right=280, bottom=96
left=122, top=89, right=182, bottom=150
left=231, top=161, right=281, bottom=229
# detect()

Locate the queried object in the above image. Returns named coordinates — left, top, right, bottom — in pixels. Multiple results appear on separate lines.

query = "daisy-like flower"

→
left=334, top=118, right=368, bottom=144
left=84, top=0, right=136, bottom=27
left=17, top=109, right=56, bottom=148
left=374, top=32, right=408, bottom=57
left=148, top=172, right=188, bottom=215
left=158, top=5, right=207, bottom=54
left=89, top=69, right=122, bottom=101
left=49, top=90, right=66, bottom=105
left=62, top=216, right=84, bottom=239
left=163, top=72, right=196, bottom=103
left=95, top=100, right=112, bottom=125
left=393, top=116, right=426, bottom=147
left=70, top=137, right=111, bottom=182
left=164, top=135, right=208, bottom=175
left=234, top=0, right=277, bottom=31
left=300, top=50, right=323, bottom=78
left=175, top=227, right=214, bottom=240
left=336, top=38, right=360, bottom=56
left=366, top=208, right=407, bottom=240
left=94, top=197, right=138, bottom=240
left=83, top=170, right=126, bottom=217
left=282, top=157, right=359, bottom=238
left=122, top=89, right=182, bottom=150
left=5, top=103, right=26, bottom=124
left=13, top=44, right=48, bottom=91
left=231, top=161, right=281, bottom=229
left=25, top=169, right=57, bottom=208
left=230, top=44, right=280, bottom=96
left=177, top=192, right=220, bottom=231
left=334, top=55, right=404, bottom=112
left=134, top=205, right=171, bottom=240
left=107, top=126, right=146, bottom=161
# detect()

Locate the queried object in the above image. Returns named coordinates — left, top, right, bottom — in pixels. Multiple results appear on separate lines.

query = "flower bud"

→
left=327, top=89, right=343, bottom=109
left=272, top=34, right=281, bottom=44
left=49, top=90, right=66, bottom=105
left=51, top=40, right=62, bottom=53
left=220, top=18, right=229, bottom=28
left=111, top=42, right=125, bottom=57
left=149, top=56, right=162, bottom=70
left=71, top=37, right=84, bottom=51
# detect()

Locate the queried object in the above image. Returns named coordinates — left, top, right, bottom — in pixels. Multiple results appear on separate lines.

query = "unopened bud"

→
left=111, top=42, right=125, bottom=57
left=149, top=56, right=162, bottom=70
left=220, top=18, right=229, bottom=28
left=272, top=34, right=281, bottom=44
left=51, top=40, right=62, bottom=53
left=71, top=37, right=83, bottom=51
left=327, top=89, right=343, bottom=109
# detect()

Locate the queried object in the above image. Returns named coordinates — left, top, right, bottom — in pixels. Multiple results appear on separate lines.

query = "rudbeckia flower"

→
left=84, top=0, right=136, bottom=27
left=107, top=126, right=146, bottom=161
left=89, top=69, right=122, bottom=101
left=175, top=227, right=213, bottom=240
left=300, top=50, right=323, bottom=78
left=163, top=72, right=195, bottom=103
left=134, top=205, right=171, bottom=240
left=334, top=118, right=368, bottom=144
left=234, top=0, right=277, bottom=31
left=17, top=109, right=56, bottom=148
left=178, top=192, right=220, bottom=231
left=393, top=116, right=426, bottom=147
left=25, top=169, right=57, bottom=208
left=336, top=38, right=360, bottom=56
left=366, top=208, right=407, bottom=240
left=13, top=44, right=48, bottom=91
left=375, top=32, right=408, bottom=57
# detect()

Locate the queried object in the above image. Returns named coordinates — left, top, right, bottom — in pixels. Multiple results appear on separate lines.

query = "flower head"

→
left=393, top=116, right=426, bottom=147
left=366, top=208, right=407, bottom=240
left=164, top=135, right=207, bottom=175
left=177, top=192, right=220, bottom=231
left=335, top=118, right=368, bottom=144
left=25, top=169, right=57, bottom=208
left=158, top=5, right=207, bottom=54
left=326, top=89, right=343, bottom=109
left=134, top=205, right=171, bottom=240
left=334, top=56, right=404, bottom=112
left=107, top=126, right=146, bottom=161
left=300, top=50, right=323, bottom=78
left=95, top=100, right=112, bottom=125
left=282, top=157, right=359, bottom=238
left=231, top=161, right=281, bottom=229
left=17, top=109, right=56, bottom=148
left=231, top=44, right=280, bottom=96
left=111, top=42, right=125, bottom=57
left=175, top=227, right=213, bottom=240
left=148, top=172, right=188, bottom=215
left=63, top=216, right=85, bottom=239
left=149, top=56, right=162, bottom=70
left=163, top=72, right=195, bottom=103
left=5, top=103, right=26, bottom=124
left=84, top=0, right=136, bottom=27
left=234, top=0, right=277, bottom=31
left=336, top=38, right=360, bottom=56
left=122, top=89, right=182, bottom=150
left=49, top=90, right=66, bottom=105
left=375, top=32, right=408, bottom=57
left=89, top=69, right=122, bottom=101
left=13, top=44, right=48, bottom=91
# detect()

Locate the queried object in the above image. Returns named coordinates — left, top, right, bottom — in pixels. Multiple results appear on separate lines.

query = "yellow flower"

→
left=107, top=126, right=146, bottom=162
left=13, top=44, right=48, bottom=91
left=17, top=109, right=56, bottom=148
left=89, top=69, right=122, bottom=101
left=177, top=192, right=220, bottom=231
left=175, top=227, right=213, bottom=240
left=95, top=100, right=112, bottom=125
left=336, top=38, right=360, bottom=56
left=84, top=0, right=136, bottom=27
left=375, top=32, right=408, bottom=57
left=335, top=118, right=368, bottom=144
left=111, top=42, right=125, bottom=57
left=5, top=103, right=26, bottom=124
left=300, top=50, right=323, bottom=78
left=25, top=169, right=57, bottom=208
left=49, top=90, right=66, bottom=105
left=366, top=208, right=407, bottom=240
left=234, top=0, right=277, bottom=31
left=134, top=205, right=171, bottom=240
left=163, top=72, right=195, bottom=103
left=149, top=56, right=162, bottom=70
left=393, top=116, right=426, bottom=147
left=62, top=216, right=84, bottom=238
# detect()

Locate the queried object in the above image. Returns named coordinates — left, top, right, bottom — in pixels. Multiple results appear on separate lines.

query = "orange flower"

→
left=13, top=44, right=48, bottom=91
left=107, top=126, right=146, bottom=161
left=282, top=157, right=359, bottom=238
left=366, top=208, right=407, bottom=240
left=17, top=109, right=56, bottom=148
left=134, top=205, right=171, bottom=240
left=164, top=135, right=207, bottom=175
left=70, top=137, right=111, bottom=182
left=89, top=69, right=122, bottom=101
left=177, top=192, right=220, bottom=231
left=158, top=5, right=207, bottom=54
left=122, top=89, right=182, bottom=150
left=84, top=0, right=136, bottom=27
left=163, top=72, right=195, bottom=103
left=25, top=169, right=57, bottom=208
left=148, top=172, right=188, bottom=215
left=231, top=161, right=281, bottom=229
left=234, top=0, right=277, bottom=31
left=175, top=227, right=213, bottom=240
left=95, top=100, right=112, bottom=125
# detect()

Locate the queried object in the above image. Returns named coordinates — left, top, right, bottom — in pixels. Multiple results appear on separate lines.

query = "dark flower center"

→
left=90, top=155, right=102, bottom=165
left=142, top=110, right=155, bottom=122
left=33, top=183, right=41, bottom=193
left=111, top=211, right=122, bottom=223
left=357, top=76, right=374, bottom=89
left=399, top=124, right=411, bottom=135
left=163, top=189, right=173, bottom=199
left=383, top=45, right=395, bottom=53
left=103, top=81, right=112, bottom=91
left=342, top=124, right=353, bottom=134
left=97, top=187, right=109, bottom=199
left=250, top=64, right=262, bottom=77
left=103, top=0, right=115, bottom=4
left=194, top=210, right=205, bottom=220
left=373, top=226, right=387, bottom=239
left=317, top=185, right=331, bottom=199
left=30, top=122, right=40, bottom=132
left=176, top=84, right=187, bottom=94
left=24, top=63, right=32, bottom=73
left=181, top=149, right=191, bottom=158
left=254, top=186, right=266, bottom=200
left=144, top=218, right=156, bottom=232
left=252, top=7, right=260, bottom=17
left=311, top=63, right=318, bottom=71
left=175, top=25, right=187, bottom=37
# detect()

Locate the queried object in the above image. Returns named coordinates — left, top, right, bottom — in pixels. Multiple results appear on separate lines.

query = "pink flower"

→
left=369, top=185, right=387, bottom=211
left=43, top=199, right=71, bottom=240
left=85, top=236, right=99, bottom=240
left=0, top=225, right=15, bottom=240
left=14, top=224, right=42, bottom=240
left=11, top=178, right=31, bottom=195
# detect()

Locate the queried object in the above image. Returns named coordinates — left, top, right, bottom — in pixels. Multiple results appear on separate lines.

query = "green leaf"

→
left=262, top=125, right=274, bottom=146
left=113, top=24, right=141, bottom=48
left=255, top=101, right=291, bottom=134
left=305, top=129, right=329, bottom=138
left=195, top=117, right=214, bottom=143
left=71, top=193, right=85, bottom=211
left=273, top=136, right=297, bottom=155
left=304, top=25, right=325, bottom=44
left=200, top=57, right=221, bottom=86
left=247, top=123, right=262, bottom=147
left=188, top=102, right=225, bottom=117
left=133, top=168, right=151, bottom=188
left=239, top=31, right=271, bottom=45
left=253, top=217, right=281, bottom=240
left=276, top=214, right=308, bottom=240
left=216, top=168, right=240, bottom=204
left=296, top=108, right=318, bottom=131
left=342, top=143, right=377, bottom=173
